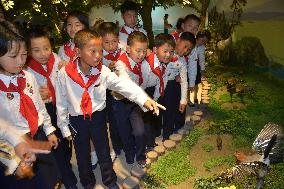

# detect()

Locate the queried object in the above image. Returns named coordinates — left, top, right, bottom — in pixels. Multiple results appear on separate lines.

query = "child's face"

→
left=77, top=37, right=103, bottom=67
left=126, top=41, right=148, bottom=63
left=175, top=39, right=194, bottom=57
left=66, top=16, right=85, bottom=39
left=0, top=41, right=27, bottom=75
left=122, top=10, right=138, bottom=28
left=196, top=37, right=208, bottom=46
left=102, top=33, right=119, bottom=54
left=30, top=37, right=52, bottom=65
left=154, top=43, right=175, bottom=64
left=182, top=19, right=199, bottom=36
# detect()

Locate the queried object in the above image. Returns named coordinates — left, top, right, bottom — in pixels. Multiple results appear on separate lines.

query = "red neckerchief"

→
left=146, top=53, right=166, bottom=96
left=171, top=31, right=180, bottom=41
left=0, top=71, right=38, bottom=138
left=120, top=27, right=129, bottom=35
left=104, top=48, right=122, bottom=61
left=65, top=59, right=102, bottom=119
left=63, top=42, right=76, bottom=62
left=118, top=52, right=143, bottom=85
left=27, top=53, right=56, bottom=104
left=185, top=56, right=189, bottom=65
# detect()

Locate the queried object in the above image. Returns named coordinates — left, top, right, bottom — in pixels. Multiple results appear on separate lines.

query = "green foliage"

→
left=149, top=127, right=204, bottom=185
left=203, top=155, right=236, bottom=171
left=141, top=174, right=167, bottom=189
left=233, top=36, right=269, bottom=67
left=202, top=144, right=214, bottom=152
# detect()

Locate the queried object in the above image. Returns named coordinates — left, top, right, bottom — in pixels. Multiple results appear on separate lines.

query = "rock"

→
left=169, top=133, right=182, bottom=142
left=154, top=145, right=165, bottom=155
left=146, top=151, right=158, bottom=162
left=131, top=166, right=146, bottom=179
left=163, top=140, right=176, bottom=150
left=123, top=176, right=140, bottom=189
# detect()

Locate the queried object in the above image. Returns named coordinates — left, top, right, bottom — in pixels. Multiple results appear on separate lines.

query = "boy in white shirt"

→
left=56, top=29, right=161, bottom=189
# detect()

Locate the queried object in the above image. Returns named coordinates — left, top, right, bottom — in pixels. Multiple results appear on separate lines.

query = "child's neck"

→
left=78, top=60, right=91, bottom=76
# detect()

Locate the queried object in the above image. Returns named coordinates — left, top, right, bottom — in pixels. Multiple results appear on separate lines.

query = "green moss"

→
left=203, top=155, right=236, bottom=171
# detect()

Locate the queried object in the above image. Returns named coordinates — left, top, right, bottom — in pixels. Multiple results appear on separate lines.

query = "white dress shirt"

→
left=26, top=52, right=61, bottom=103
left=196, top=45, right=206, bottom=71
left=58, top=40, right=75, bottom=62
left=187, top=47, right=198, bottom=87
left=0, top=71, right=56, bottom=136
left=102, top=48, right=124, bottom=68
left=56, top=61, right=149, bottom=138
left=115, top=52, right=142, bottom=85
left=118, top=25, right=147, bottom=51
left=141, top=53, right=161, bottom=90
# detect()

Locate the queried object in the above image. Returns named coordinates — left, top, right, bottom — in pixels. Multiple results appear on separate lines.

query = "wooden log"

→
left=191, top=115, right=201, bottom=125
left=155, top=136, right=163, bottom=146
left=202, top=96, right=210, bottom=100
left=154, top=145, right=165, bottom=155
left=123, top=176, right=140, bottom=189
left=193, top=110, right=203, bottom=116
left=202, top=99, right=210, bottom=104
left=131, top=166, right=146, bottom=179
left=146, top=151, right=158, bottom=162
left=169, top=133, right=182, bottom=142
left=177, top=128, right=187, bottom=136
left=163, top=140, right=176, bottom=150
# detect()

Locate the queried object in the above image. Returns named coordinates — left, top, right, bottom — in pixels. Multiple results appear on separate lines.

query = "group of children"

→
left=0, top=1, right=211, bottom=189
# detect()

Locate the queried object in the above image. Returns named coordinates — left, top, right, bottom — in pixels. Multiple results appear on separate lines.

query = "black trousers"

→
left=0, top=127, right=61, bottom=189
left=69, top=110, right=117, bottom=188
left=45, top=103, right=77, bottom=188
left=160, top=80, right=182, bottom=140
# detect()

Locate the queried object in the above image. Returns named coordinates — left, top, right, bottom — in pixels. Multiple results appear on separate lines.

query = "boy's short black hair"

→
left=120, top=1, right=139, bottom=14
left=74, top=29, right=101, bottom=49
left=97, top=22, right=119, bottom=37
left=0, top=21, right=24, bottom=57
left=26, top=28, right=51, bottom=48
left=184, top=14, right=201, bottom=24
left=154, top=33, right=176, bottom=48
left=176, top=17, right=184, bottom=30
left=127, top=31, right=148, bottom=46
left=64, top=10, right=89, bottom=30
left=196, top=30, right=211, bottom=41
left=179, top=32, right=196, bottom=46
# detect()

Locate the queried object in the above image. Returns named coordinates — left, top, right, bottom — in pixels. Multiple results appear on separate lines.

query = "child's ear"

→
left=75, top=47, right=80, bottom=57
left=126, top=45, right=130, bottom=54
left=153, top=47, right=157, bottom=54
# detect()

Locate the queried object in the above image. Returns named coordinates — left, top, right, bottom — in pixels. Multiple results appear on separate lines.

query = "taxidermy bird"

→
left=217, top=134, right=223, bottom=151
left=218, top=123, right=283, bottom=189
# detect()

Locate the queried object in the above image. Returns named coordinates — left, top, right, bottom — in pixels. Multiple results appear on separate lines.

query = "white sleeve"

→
left=179, top=63, right=188, bottom=104
left=55, top=70, right=71, bottom=138
left=105, top=67, right=149, bottom=110
left=188, top=49, right=197, bottom=87
left=141, top=62, right=151, bottom=89
left=0, top=120, right=23, bottom=147
left=198, top=46, right=206, bottom=71
left=57, top=46, right=65, bottom=60
left=114, top=60, right=131, bottom=80
left=31, top=74, right=56, bottom=136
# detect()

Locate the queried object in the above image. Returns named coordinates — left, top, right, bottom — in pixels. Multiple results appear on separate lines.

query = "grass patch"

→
left=203, top=155, right=236, bottom=171
left=149, top=127, right=204, bottom=185
left=202, top=144, right=214, bottom=152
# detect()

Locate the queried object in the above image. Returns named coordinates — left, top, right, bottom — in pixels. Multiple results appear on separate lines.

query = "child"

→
left=56, top=29, right=160, bottom=189
left=142, top=33, right=188, bottom=140
left=26, top=28, right=78, bottom=189
left=58, top=10, right=89, bottom=63
left=170, top=17, right=184, bottom=41
left=173, top=32, right=196, bottom=130
left=181, top=14, right=201, bottom=105
left=114, top=31, right=148, bottom=166
left=97, top=22, right=124, bottom=160
left=119, top=0, right=147, bottom=51
left=0, top=20, right=60, bottom=189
